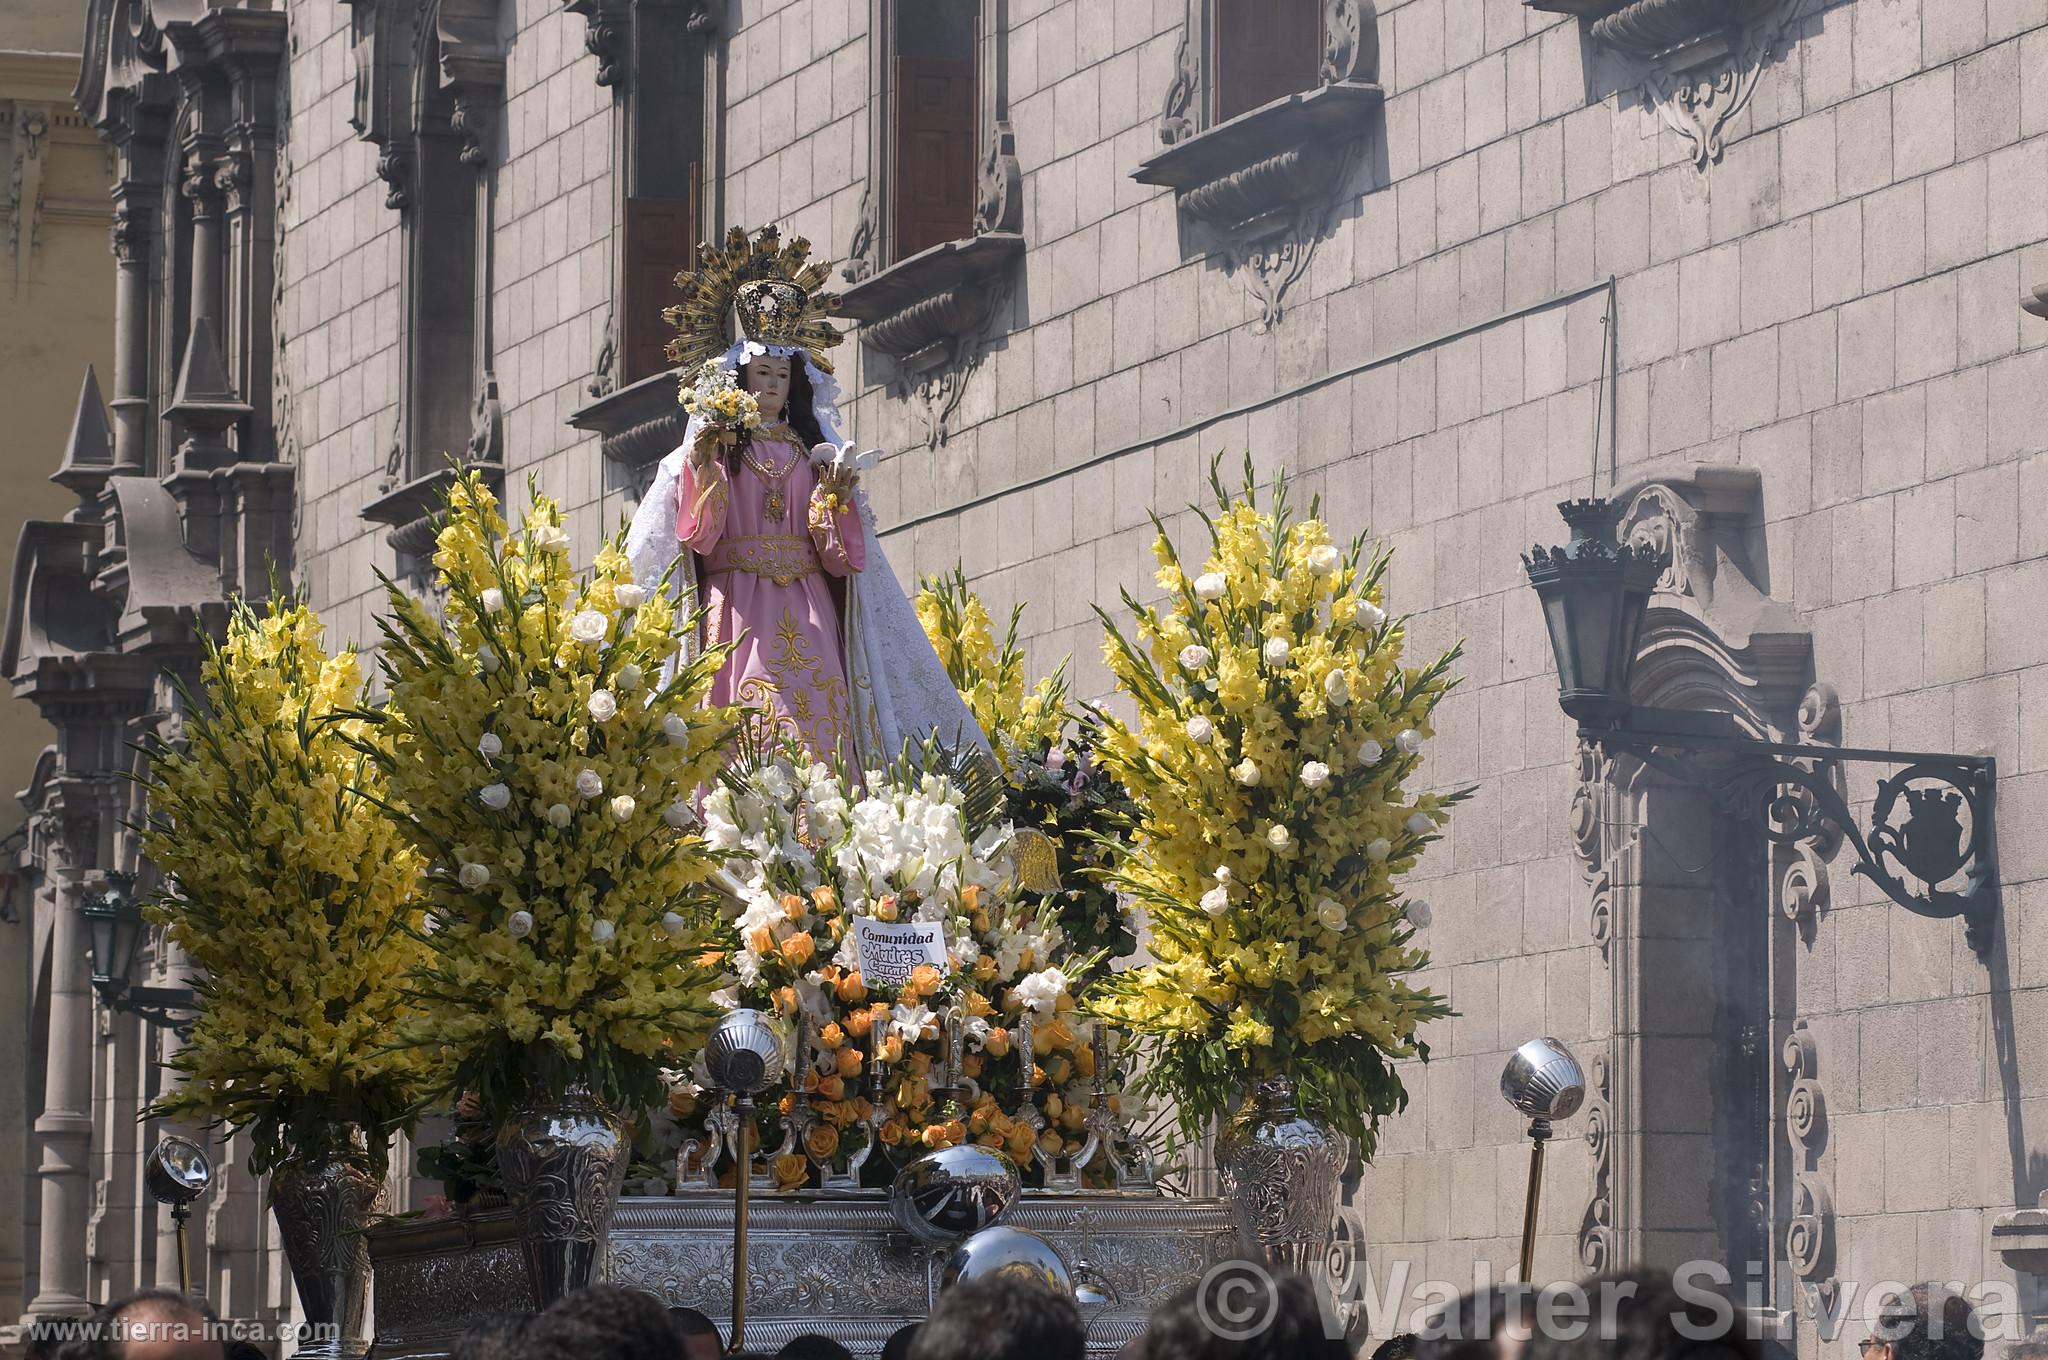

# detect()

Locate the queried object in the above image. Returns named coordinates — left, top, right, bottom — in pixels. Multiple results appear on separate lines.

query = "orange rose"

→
left=772, top=1153, right=809, bottom=1189
left=879, top=1119, right=906, bottom=1146
left=880, top=1035, right=905, bottom=1063
left=771, top=986, right=798, bottom=1015
left=746, top=927, right=774, bottom=955
left=960, top=884, right=982, bottom=913
left=835, top=1047, right=863, bottom=1080
left=905, top=1052, right=933, bottom=1078
left=1044, top=1093, right=1065, bottom=1120
left=804, top=1125, right=840, bottom=1162
left=965, top=990, right=996, bottom=1018
left=1055, top=990, right=1076, bottom=1013
left=819, top=1022, right=845, bottom=1050
left=1040, top=1016, right=1076, bottom=1050
left=873, top=896, right=899, bottom=922
left=1030, top=1064, right=1046, bottom=1088
left=666, top=1088, right=699, bottom=1119
left=909, top=963, right=942, bottom=996
left=974, top=954, right=998, bottom=982
left=836, top=970, right=868, bottom=1002
left=1006, top=1126, right=1036, bottom=1160
left=817, top=1074, right=846, bottom=1102
left=984, top=1027, right=1011, bottom=1057
left=811, top=885, right=838, bottom=913
left=920, top=1124, right=950, bottom=1149
left=944, top=1119, right=966, bottom=1144
left=1074, top=1044, right=1096, bottom=1079
left=961, top=1054, right=984, bottom=1080
left=1037, top=1129, right=1064, bottom=1159
left=977, top=1132, right=1003, bottom=1149
left=782, top=893, right=806, bottom=919
left=846, top=1006, right=874, bottom=1037
left=695, top=948, right=726, bottom=969
left=780, top=932, right=815, bottom=966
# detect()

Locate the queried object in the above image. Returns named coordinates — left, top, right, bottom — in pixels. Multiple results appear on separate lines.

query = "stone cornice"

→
left=569, top=367, right=687, bottom=497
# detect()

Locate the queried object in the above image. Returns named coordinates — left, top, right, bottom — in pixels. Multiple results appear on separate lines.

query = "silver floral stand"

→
left=368, top=1191, right=1235, bottom=1358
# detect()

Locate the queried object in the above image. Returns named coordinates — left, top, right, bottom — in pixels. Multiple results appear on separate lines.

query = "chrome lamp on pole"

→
left=1500, top=1038, right=1585, bottom=1283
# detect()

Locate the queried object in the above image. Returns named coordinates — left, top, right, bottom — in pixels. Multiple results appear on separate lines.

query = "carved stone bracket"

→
left=569, top=366, right=687, bottom=501
left=1132, top=82, right=1381, bottom=330
left=1781, top=1019, right=1836, bottom=1319
left=362, top=459, right=504, bottom=565
left=563, top=0, right=631, bottom=86
left=1525, top=0, right=1805, bottom=170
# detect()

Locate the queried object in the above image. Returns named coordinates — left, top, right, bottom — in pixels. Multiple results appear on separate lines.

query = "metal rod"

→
left=1604, top=726, right=1995, bottom=773
left=173, top=1203, right=192, bottom=1294
left=728, top=1095, right=752, bottom=1355
left=1518, top=1120, right=1552, bottom=1283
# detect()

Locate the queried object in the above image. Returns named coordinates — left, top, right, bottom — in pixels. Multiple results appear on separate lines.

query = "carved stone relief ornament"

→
left=1578, top=1052, right=1614, bottom=1272
left=1781, top=1020, right=1836, bottom=1318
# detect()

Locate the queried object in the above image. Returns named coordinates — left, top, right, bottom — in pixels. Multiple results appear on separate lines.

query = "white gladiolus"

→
left=1395, top=728, right=1424, bottom=754
left=458, top=862, right=491, bottom=889
left=1299, top=760, right=1330, bottom=789
left=576, top=768, right=604, bottom=799
left=1232, top=759, right=1262, bottom=787
left=587, top=690, right=619, bottom=722
left=1193, top=572, right=1227, bottom=601
left=662, top=713, right=690, bottom=744
left=546, top=803, right=573, bottom=828
left=614, top=583, right=647, bottom=608
left=1358, top=739, right=1384, bottom=765
left=661, top=911, right=687, bottom=938
left=1200, top=885, right=1231, bottom=916
left=568, top=610, right=609, bottom=644
left=478, top=783, right=512, bottom=810
left=1406, top=811, right=1435, bottom=836
left=478, top=733, right=503, bottom=759
left=479, top=587, right=506, bottom=612
left=1406, top=900, right=1433, bottom=929
left=1316, top=898, right=1349, bottom=931
left=1015, top=966, right=1069, bottom=1015
left=505, top=910, right=533, bottom=938
left=1266, top=824, right=1291, bottom=850
left=1308, top=544, right=1342, bottom=575
left=616, top=663, right=644, bottom=691
left=591, top=919, right=616, bottom=943
left=1263, top=637, right=1291, bottom=665
left=664, top=799, right=694, bottom=829
left=610, top=794, right=637, bottom=822
left=1186, top=715, right=1215, bottom=744
left=1366, top=837, right=1392, bottom=861
left=1179, top=644, right=1213, bottom=670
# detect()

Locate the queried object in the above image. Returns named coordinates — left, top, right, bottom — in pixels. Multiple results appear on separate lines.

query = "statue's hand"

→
left=688, top=424, right=725, bottom=470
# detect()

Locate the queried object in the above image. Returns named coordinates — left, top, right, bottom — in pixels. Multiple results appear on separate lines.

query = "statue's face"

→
left=741, top=354, right=794, bottom=420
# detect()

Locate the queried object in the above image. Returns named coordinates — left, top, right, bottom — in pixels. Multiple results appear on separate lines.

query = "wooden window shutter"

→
left=890, top=55, right=975, bottom=263
left=621, top=173, right=700, bottom=385
left=1214, top=0, right=1324, bottom=124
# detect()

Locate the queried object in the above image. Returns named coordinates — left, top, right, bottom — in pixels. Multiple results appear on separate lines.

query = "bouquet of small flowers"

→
left=352, top=469, right=742, bottom=1121
left=137, top=594, right=431, bottom=1178
left=679, top=359, right=763, bottom=437
left=683, top=743, right=1129, bottom=1189
left=1088, top=460, right=1465, bottom=1153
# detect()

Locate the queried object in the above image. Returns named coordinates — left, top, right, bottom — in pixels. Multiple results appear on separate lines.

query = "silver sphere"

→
left=890, top=1144, right=1022, bottom=1245
left=1500, top=1036, right=1586, bottom=1122
left=703, top=1008, right=785, bottom=1095
left=1070, top=1255, right=1120, bottom=1309
left=144, top=1136, right=213, bottom=1207
left=940, top=1225, right=1072, bottom=1295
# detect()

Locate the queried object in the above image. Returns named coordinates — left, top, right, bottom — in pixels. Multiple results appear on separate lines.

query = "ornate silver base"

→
left=369, top=1193, right=1236, bottom=1358
left=272, top=1141, right=385, bottom=1360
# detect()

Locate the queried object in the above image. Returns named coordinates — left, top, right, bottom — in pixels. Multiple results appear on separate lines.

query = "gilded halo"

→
left=663, top=225, right=845, bottom=376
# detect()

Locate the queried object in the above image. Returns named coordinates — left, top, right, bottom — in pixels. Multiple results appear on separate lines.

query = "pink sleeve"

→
left=808, top=487, right=865, bottom=577
left=678, top=458, right=731, bottom=553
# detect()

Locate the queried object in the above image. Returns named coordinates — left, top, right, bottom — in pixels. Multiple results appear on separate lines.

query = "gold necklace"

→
left=741, top=438, right=799, bottom=522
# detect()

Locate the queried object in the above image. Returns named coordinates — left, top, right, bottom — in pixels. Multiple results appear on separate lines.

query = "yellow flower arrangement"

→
left=1088, top=460, right=1465, bottom=1150
left=354, top=469, right=741, bottom=1118
left=139, top=595, right=430, bottom=1176
left=913, top=567, right=1066, bottom=763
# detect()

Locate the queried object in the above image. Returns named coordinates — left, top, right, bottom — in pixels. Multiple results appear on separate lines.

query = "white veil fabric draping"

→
left=622, top=340, right=989, bottom=770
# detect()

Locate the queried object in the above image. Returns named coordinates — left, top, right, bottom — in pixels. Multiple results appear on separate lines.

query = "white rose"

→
left=1357, top=739, right=1384, bottom=766
left=1214, top=866, right=1232, bottom=883
left=1396, top=728, right=1424, bottom=755
left=575, top=768, right=604, bottom=799
left=1193, top=572, right=1227, bottom=601
left=1324, top=668, right=1350, bottom=707
left=1406, top=899, right=1433, bottom=930
left=610, top=794, right=637, bottom=823
left=616, top=663, right=644, bottom=692
left=478, top=733, right=503, bottom=759
left=458, top=862, right=491, bottom=890
left=1406, top=811, right=1435, bottom=836
left=1316, top=898, right=1348, bottom=931
left=568, top=610, right=609, bottom=644
left=531, top=524, right=570, bottom=553
left=1308, top=544, right=1342, bottom=576
left=505, top=909, right=533, bottom=938
left=1366, top=837, right=1392, bottom=862
left=546, top=803, right=573, bottom=828
left=1263, top=637, right=1291, bottom=666
left=1299, top=760, right=1330, bottom=790
left=1179, top=644, right=1213, bottom=670
left=1266, top=824, right=1291, bottom=850
left=588, top=690, right=619, bottom=722
left=661, top=911, right=687, bottom=938
left=477, top=646, right=500, bottom=674
left=664, top=799, right=695, bottom=829
left=1200, top=885, right=1231, bottom=916
left=1359, top=600, right=1387, bottom=630
left=479, top=587, right=506, bottom=613
left=478, top=783, right=512, bottom=811
left=1185, top=715, right=1215, bottom=744
left=662, top=713, right=690, bottom=745
left=614, top=583, right=646, bottom=609
left=1232, top=759, right=1261, bottom=787
left=591, top=919, right=616, bottom=943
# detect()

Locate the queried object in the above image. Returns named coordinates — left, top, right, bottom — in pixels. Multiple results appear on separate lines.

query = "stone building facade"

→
left=8, top=0, right=2048, bottom=1351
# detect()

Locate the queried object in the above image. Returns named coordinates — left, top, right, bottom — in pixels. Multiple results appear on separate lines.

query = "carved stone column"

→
left=107, top=203, right=155, bottom=474
left=24, top=797, right=101, bottom=1319
left=181, top=150, right=224, bottom=329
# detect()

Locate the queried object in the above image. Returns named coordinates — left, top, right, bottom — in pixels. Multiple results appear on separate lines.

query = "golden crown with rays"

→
left=663, top=225, right=844, bottom=376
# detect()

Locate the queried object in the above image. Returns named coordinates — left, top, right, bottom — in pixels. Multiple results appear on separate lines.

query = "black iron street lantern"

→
left=1524, top=498, right=2002, bottom=956
left=79, top=872, right=196, bottom=1033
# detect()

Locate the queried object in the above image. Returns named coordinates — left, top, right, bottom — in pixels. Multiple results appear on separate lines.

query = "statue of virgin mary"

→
left=624, top=227, right=985, bottom=771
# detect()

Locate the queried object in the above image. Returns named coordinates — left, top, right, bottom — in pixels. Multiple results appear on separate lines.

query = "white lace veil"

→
left=622, top=341, right=989, bottom=769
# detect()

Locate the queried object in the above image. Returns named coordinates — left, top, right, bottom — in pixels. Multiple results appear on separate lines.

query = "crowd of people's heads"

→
left=25, top=1269, right=2039, bottom=1360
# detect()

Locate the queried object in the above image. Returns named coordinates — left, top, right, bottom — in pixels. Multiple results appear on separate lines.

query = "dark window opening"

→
left=889, top=0, right=977, bottom=263
left=1213, top=0, right=1324, bottom=124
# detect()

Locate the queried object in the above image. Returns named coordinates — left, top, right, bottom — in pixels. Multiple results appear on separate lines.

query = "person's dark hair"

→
left=1878, top=1286, right=1984, bottom=1360
left=449, top=1314, right=532, bottom=1360
left=1374, top=1334, right=1421, bottom=1360
left=880, top=1323, right=920, bottom=1360
left=1139, top=1266, right=1346, bottom=1360
left=2006, top=1336, right=2048, bottom=1360
left=779, top=1337, right=856, bottom=1360
left=908, top=1272, right=1085, bottom=1360
left=731, top=355, right=827, bottom=470
left=1412, top=1286, right=1533, bottom=1360
left=222, top=1344, right=266, bottom=1360
left=670, top=1307, right=719, bottom=1338
left=1517, top=1270, right=1761, bottom=1360
left=523, top=1283, right=683, bottom=1360
left=23, top=1317, right=91, bottom=1360
left=77, top=1289, right=220, bottom=1360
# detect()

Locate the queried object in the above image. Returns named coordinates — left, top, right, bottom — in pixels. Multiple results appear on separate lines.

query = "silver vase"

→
left=496, top=1085, right=629, bottom=1308
left=270, top=1129, right=385, bottom=1360
left=1214, top=1077, right=1345, bottom=1277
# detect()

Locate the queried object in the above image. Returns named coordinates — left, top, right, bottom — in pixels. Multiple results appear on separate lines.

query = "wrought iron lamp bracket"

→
left=1586, top=707, right=1998, bottom=957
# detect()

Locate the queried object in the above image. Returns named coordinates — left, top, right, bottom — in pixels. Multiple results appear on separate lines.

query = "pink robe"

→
left=678, top=433, right=865, bottom=766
